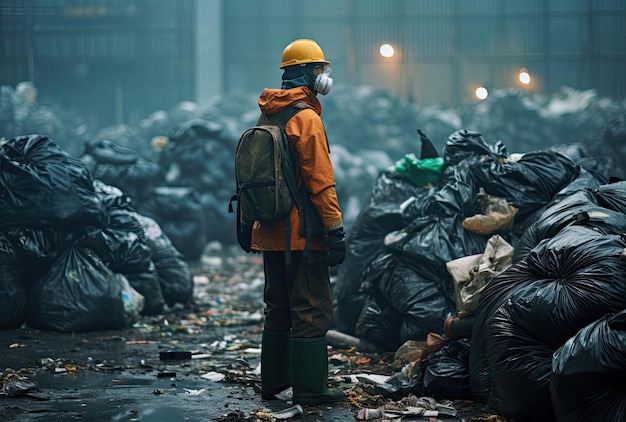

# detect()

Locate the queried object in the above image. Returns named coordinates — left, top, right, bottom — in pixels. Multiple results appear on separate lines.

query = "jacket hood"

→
left=258, top=86, right=322, bottom=116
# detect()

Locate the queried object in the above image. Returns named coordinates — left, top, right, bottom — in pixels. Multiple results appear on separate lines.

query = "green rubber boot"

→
left=261, top=330, right=291, bottom=399
left=291, top=336, right=345, bottom=405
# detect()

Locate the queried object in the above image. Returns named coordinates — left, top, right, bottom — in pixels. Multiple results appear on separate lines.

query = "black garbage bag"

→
left=121, top=260, right=163, bottom=315
left=548, top=167, right=603, bottom=205
left=333, top=170, right=427, bottom=335
left=4, top=226, right=74, bottom=280
left=355, top=296, right=403, bottom=350
left=0, top=135, right=106, bottom=229
left=468, top=259, right=535, bottom=403
left=389, top=214, right=488, bottom=269
left=483, top=226, right=626, bottom=421
left=134, top=213, right=194, bottom=308
left=403, top=164, right=479, bottom=220
left=81, top=217, right=165, bottom=316
left=513, top=188, right=626, bottom=262
left=418, top=129, right=440, bottom=159
left=507, top=226, right=626, bottom=348
left=82, top=214, right=152, bottom=271
left=594, top=180, right=626, bottom=213
left=514, top=189, right=600, bottom=260
left=468, top=149, right=580, bottom=223
left=91, top=179, right=134, bottom=210
left=80, top=139, right=163, bottom=203
left=150, top=240, right=194, bottom=308
left=389, top=257, right=455, bottom=343
left=160, top=119, right=231, bottom=191
left=356, top=242, right=457, bottom=345
left=442, top=129, right=508, bottom=168
left=27, top=246, right=127, bottom=332
left=134, top=186, right=207, bottom=260
left=0, top=232, right=27, bottom=328
left=484, top=305, right=557, bottom=422
left=551, top=309, right=626, bottom=422
left=417, top=338, right=472, bottom=399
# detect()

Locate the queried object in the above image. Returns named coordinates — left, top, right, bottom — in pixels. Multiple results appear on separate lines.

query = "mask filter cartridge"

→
left=314, top=67, right=333, bottom=95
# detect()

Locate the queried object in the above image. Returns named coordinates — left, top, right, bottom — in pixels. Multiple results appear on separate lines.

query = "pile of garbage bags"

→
left=334, top=129, right=579, bottom=342
left=333, top=125, right=626, bottom=420
left=0, top=135, right=194, bottom=332
left=468, top=185, right=626, bottom=421
left=3, top=81, right=625, bottom=247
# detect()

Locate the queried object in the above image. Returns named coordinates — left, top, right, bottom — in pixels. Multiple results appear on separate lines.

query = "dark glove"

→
left=326, top=227, right=346, bottom=267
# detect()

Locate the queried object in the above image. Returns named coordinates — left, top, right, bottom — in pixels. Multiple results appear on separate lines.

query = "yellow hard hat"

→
left=279, top=39, right=330, bottom=69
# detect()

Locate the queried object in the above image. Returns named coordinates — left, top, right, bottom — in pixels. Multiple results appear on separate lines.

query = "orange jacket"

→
left=250, top=86, right=343, bottom=251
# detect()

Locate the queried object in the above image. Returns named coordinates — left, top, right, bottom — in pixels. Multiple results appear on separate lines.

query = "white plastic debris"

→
left=200, top=371, right=225, bottom=382
left=274, top=387, right=293, bottom=402
left=272, top=404, right=303, bottom=420
left=183, top=388, right=206, bottom=396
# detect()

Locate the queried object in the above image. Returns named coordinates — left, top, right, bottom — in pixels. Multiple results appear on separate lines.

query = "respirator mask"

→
left=314, top=66, right=333, bottom=95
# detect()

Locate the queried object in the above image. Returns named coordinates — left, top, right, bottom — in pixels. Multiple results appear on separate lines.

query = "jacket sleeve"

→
left=286, top=109, right=343, bottom=232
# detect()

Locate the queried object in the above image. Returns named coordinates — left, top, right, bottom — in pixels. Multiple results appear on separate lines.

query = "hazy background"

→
left=2, top=0, right=625, bottom=132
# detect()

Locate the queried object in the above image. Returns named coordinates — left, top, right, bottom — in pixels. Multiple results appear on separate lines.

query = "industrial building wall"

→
left=0, top=0, right=195, bottom=130
left=222, top=0, right=626, bottom=106
left=1, top=0, right=624, bottom=132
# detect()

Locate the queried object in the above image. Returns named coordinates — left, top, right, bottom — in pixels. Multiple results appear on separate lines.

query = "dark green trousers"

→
left=262, top=250, right=333, bottom=338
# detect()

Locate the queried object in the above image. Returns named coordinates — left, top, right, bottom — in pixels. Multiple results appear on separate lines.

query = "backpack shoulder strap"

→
left=255, top=102, right=313, bottom=207
left=256, top=103, right=314, bottom=265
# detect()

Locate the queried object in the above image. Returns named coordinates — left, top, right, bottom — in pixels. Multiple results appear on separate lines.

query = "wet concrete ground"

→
left=1, top=245, right=496, bottom=421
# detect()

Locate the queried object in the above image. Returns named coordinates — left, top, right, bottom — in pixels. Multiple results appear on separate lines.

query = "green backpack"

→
left=229, top=103, right=322, bottom=261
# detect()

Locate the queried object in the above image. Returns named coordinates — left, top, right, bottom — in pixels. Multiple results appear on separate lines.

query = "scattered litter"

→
left=274, top=387, right=293, bottom=402
left=159, top=351, right=192, bottom=360
left=157, top=371, right=176, bottom=378
left=201, top=256, right=223, bottom=267
left=251, top=363, right=261, bottom=375
left=191, top=353, right=212, bottom=359
left=356, top=407, right=383, bottom=420
left=211, top=410, right=252, bottom=421
left=184, top=388, right=206, bottom=395
left=344, top=373, right=390, bottom=384
left=268, top=404, right=303, bottom=420
left=253, top=405, right=303, bottom=420
left=126, top=340, right=149, bottom=345
left=193, top=275, right=210, bottom=284
left=1, top=375, right=39, bottom=397
left=356, top=396, right=458, bottom=420
left=201, top=371, right=226, bottom=382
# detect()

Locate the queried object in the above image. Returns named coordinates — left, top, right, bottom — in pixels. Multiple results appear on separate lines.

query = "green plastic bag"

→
left=394, top=154, right=443, bottom=187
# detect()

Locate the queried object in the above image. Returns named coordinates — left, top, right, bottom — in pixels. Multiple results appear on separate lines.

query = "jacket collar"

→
left=258, top=86, right=321, bottom=115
